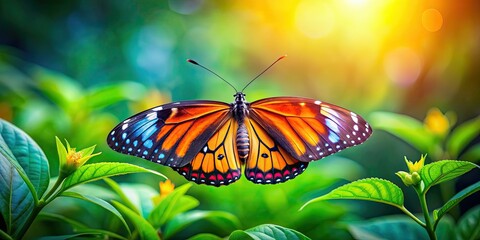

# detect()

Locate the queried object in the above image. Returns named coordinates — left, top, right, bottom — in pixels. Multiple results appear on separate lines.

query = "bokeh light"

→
left=422, top=8, right=443, bottom=32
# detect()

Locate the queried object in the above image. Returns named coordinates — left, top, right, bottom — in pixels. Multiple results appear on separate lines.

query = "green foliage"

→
left=419, top=160, right=477, bottom=193
left=0, top=120, right=164, bottom=239
left=301, top=178, right=404, bottom=210
left=60, top=162, right=166, bottom=191
left=348, top=216, right=455, bottom=240
left=302, top=157, right=479, bottom=240
left=229, top=224, right=311, bottom=240
left=456, top=206, right=480, bottom=240
left=447, top=117, right=480, bottom=159
left=434, top=181, right=480, bottom=223
left=370, top=112, right=437, bottom=155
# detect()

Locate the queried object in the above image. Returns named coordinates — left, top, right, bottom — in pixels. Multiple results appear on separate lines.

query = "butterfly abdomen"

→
left=236, top=123, right=250, bottom=161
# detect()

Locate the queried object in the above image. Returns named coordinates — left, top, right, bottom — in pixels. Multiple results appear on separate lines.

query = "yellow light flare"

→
left=295, top=1, right=335, bottom=39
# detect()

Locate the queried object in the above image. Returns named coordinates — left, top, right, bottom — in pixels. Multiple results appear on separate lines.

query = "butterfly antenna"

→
left=241, top=55, right=287, bottom=92
left=187, top=59, right=238, bottom=92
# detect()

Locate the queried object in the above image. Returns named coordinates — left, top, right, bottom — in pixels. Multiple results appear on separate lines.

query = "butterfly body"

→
left=108, top=91, right=372, bottom=186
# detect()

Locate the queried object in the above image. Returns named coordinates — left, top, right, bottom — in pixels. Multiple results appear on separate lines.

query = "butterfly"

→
left=107, top=57, right=372, bottom=186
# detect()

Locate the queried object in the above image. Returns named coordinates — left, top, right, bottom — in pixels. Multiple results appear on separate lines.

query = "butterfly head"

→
left=234, top=92, right=246, bottom=103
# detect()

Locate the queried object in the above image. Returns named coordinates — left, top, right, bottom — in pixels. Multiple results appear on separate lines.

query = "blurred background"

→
left=1, top=0, right=479, bottom=239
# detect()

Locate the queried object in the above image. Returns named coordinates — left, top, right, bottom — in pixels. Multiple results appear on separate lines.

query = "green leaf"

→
left=39, top=212, right=129, bottom=240
left=188, top=233, right=223, bottom=240
left=148, top=183, right=192, bottom=228
left=112, top=200, right=160, bottom=240
left=369, top=112, right=436, bottom=154
left=164, top=210, right=240, bottom=239
left=434, top=181, right=480, bottom=224
left=60, top=191, right=131, bottom=235
left=300, top=178, right=404, bottom=211
left=456, top=205, right=480, bottom=240
left=420, top=160, right=478, bottom=192
left=348, top=215, right=454, bottom=240
left=60, top=162, right=166, bottom=192
left=103, top=178, right=141, bottom=215
left=461, top=143, right=480, bottom=163
left=0, top=119, right=50, bottom=235
left=37, top=233, right=105, bottom=240
left=86, top=82, right=147, bottom=109
left=229, top=224, right=311, bottom=240
left=447, top=117, right=480, bottom=158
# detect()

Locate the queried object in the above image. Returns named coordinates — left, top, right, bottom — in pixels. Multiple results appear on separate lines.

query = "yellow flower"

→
left=56, top=137, right=101, bottom=177
left=397, top=155, right=426, bottom=186
left=405, top=154, right=426, bottom=174
left=424, top=108, right=450, bottom=136
left=152, top=180, right=175, bottom=205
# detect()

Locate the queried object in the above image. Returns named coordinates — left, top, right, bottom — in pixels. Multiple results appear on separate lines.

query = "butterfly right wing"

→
left=107, top=100, right=231, bottom=167
left=244, top=118, right=308, bottom=184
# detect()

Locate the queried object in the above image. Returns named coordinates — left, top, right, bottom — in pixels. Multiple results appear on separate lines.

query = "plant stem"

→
left=13, top=202, right=45, bottom=239
left=417, top=189, right=437, bottom=240
left=399, top=206, right=426, bottom=227
left=0, top=229, right=13, bottom=240
left=43, top=176, right=64, bottom=202
left=14, top=177, right=64, bottom=239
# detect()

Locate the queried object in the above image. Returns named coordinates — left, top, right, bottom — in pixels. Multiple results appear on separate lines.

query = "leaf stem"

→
left=43, top=176, right=64, bottom=202
left=399, top=206, right=425, bottom=227
left=0, top=229, right=13, bottom=240
left=416, top=188, right=437, bottom=240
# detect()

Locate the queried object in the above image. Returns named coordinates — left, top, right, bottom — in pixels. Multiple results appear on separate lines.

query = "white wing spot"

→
left=122, top=124, right=128, bottom=130
left=346, top=134, right=350, bottom=138
left=314, top=100, right=321, bottom=105
left=203, top=146, right=208, bottom=153
left=152, top=106, right=163, bottom=111
left=351, top=113, right=359, bottom=123
left=316, top=147, right=321, bottom=151
left=353, top=125, right=359, bottom=131
left=146, top=112, right=157, bottom=120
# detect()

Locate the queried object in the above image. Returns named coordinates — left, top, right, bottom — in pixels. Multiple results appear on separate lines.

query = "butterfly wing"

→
left=173, top=118, right=242, bottom=186
left=107, top=100, right=231, bottom=167
left=244, top=117, right=308, bottom=184
left=249, top=97, right=372, bottom=162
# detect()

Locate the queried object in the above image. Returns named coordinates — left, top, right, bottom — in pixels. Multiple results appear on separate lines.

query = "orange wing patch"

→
left=173, top=119, right=242, bottom=186
left=244, top=118, right=308, bottom=184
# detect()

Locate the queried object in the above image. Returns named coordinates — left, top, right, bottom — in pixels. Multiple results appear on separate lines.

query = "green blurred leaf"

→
left=434, top=181, right=480, bottom=224
left=34, top=68, right=82, bottom=107
left=300, top=178, right=404, bottom=211
left=86, top=82, right=147, bottom=109
left=461, top=143, right=480, bottom=163
left=118, top=183, right=158, bottom=218
left=447, top=117, right=480, bottom=158
left=164, top=210, right=240, bottom=239
left=112, top=200, right=160, bottom=240
left=187, top=233, right=223, bottom=240
left=456, top=205, right=480, bottom=240
left=348, top=216, right=454, bottom=240
left=39, top=212, right=129, bottom=240
left=148, top=183, right=192, bottom=228
left=229, top=224, right=311, bottom=240
left=60, top=162, right=166, bottom=192
left=369, top=112, right=436, bottom=154
left=60, top=191, right=131, bottom=235
left=104, top=178, right=141, bottom=215
left=0, top=119, right=50, bottom=236
left=420, top=160, right=478, bottom=192
left=37, top=233, right=105, bottom=240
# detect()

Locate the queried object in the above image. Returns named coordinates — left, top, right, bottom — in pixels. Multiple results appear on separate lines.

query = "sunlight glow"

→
left=422, top=8, right=443, bottom=32
left=295, top=1, right=335, bottom=39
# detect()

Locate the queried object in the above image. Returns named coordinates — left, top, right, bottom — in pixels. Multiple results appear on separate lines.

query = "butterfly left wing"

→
left=107, top=100, right=231, bottom=167
left=249, top=97, right=372, bottom=162
left=173, top=118, right=242, bottom=186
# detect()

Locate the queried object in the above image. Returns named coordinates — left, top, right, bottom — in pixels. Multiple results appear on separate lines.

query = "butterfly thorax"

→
left=232, top=92, right=250, bottom=162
